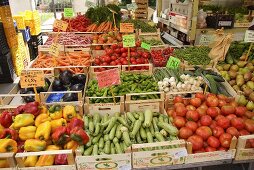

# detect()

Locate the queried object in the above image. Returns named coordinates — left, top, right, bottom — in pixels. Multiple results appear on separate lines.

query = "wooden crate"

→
left=0, top=152, right=16, bottom=170
left=40, top=66, right=88, bottom=105
left=15, top=150, right=76, bottom=170
left=121, top=63, right=153, bottom=75
left=235, top=135, right=254, bottom=161
left=185, top=137, right=237, bottom=164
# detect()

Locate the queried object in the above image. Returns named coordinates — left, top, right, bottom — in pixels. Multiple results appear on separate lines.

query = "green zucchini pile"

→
left=79, top=110, right=179, bottom=156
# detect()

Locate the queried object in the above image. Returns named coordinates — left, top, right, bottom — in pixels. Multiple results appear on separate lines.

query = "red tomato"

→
left=226, top=127, right=240, bottom=137
left=229, top=101, right=238, bottom=107
left=226, top=114, right=237, bottom=121
left=120, top=48, right=127, bottom=53
left=106, top=49, right=114, bottom=55
left=196, top=107, right=206, bottom=117
left=244, top=119, right=254, bottom=133
left=101, top=62, right=108, bottom=66
left=245, top=111, right=254, bottom=119
left=217, top=94, right=228, bottom=101
left=104, top=55, right=111, bottom=63
left=187, top=135, right=204, bottom=151
left=185, top=121, right=198, bottom=133
left=94, top=58, right=101, bottom=65
left=174, top=103, right=185, bottom=108
left=122, top=60, right=128, bottom=65
left=121, top=52, right=127, bottom=58
left=217, top=116, right=230, bottom=129
left=239, top=129, right=250, bottom=136
left=212, top=126, right=224, bottom=138
left=218, top=147, right=226, bottom=151
left=186, top=110, right=199, bottom=121
left=200, top=103, right=208, bottom=111
left=207, top=107, right=220, bottom=118
left=221, top=105, right=236, bottom=115
left=200, top=115, right=212, bottom=126
left=111, top=44, right=118, bottom=49
left=142, top=52, right=150, bottom=58
left=210, top=120, right=217, bottom=129
left=205, top=146, right=217, bottom=152
left=190, top=98, right=202, bottom=108
left=215, top=115, right=225, bottom=121
left=186, top=105, right=196, bottom=111
left=110, top=61, right=116, bottom=66
left=183, top=98, right=190, bottom=106
left=195, top=93, right=206, bottom=102
left=218, top=99, right=227, bottom=107
left=231, top=117, right=245, bottom=130
left=196, top=126, right=212, bottom=140
left=176, top=106, right=188, bottom=117
left=130, top=47, right=136, bottom=52
left=206, top=96, right=219, bottom=107
left=194, top=148, right=205, bottom=153
left=135, top=40, right=141, bottom=47
left=219, top=133, right=232, bottom=148
left=174, top=96, right=184, bottom=104
left=179, top=127, right=193, bottom=139
left=235, top=106, right=247, bottom=117
left=115, top=48, right=121, bottom=54
left=130, top=57, right=136, bottom=62
left=111, top=55, right=117, bottom=61
left=207, top=136, right=220, bottom=148
left=173, top=116, right=186, bottom=128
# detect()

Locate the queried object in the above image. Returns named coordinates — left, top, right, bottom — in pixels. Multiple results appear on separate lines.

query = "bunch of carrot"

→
left=32, top=51, right=92, bottom=74
left=86, top=21, right=113, bottom=32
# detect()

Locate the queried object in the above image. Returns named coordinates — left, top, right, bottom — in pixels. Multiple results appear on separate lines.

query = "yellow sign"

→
left=53, top=19, right=68, bottom=31
left=49, top=43, right=60, bottom=57
left=120, top=23, right=134, bottom=33
left=20, top=70, right=45, bottom=88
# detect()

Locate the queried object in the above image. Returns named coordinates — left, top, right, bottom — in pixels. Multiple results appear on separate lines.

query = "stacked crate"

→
left=133, top=0, right=148, bottom=20
left=24, top=10, right=41, bottom=36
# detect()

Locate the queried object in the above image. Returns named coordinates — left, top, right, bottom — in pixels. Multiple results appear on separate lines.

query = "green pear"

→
left=230, top=65, right=239, bottom=72
left=239, top=68, right=250, bottom=75
left=237, top=61, right=247, bottom=68
left=237, top=95, right=248, bottom=106
left=223, top=64, right=231, bottom=71
left=247, top=81, right=254, bottom=90
left=216, top=65, right=224, bottom=71
left=249, top=92, right=254, bottom=102
left=246, top=101, right=254, bottom=111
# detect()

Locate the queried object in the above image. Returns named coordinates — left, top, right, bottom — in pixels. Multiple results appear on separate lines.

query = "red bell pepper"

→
left=70, top=127, right=89, bottom=145
left=67, top=118, right=84, bottom=134
left=0, top=111, right=13, bottom=128
left=13, top=105, right=25, bottom=115
left=23, top=102, right=40, bottom=116
left=54, top=154, right=68, bottom=165
left=0, top=128, right=18, bottom=140
left=17, top=140, right=25, bottom=153
left=52, top=126, right=69, bottom=145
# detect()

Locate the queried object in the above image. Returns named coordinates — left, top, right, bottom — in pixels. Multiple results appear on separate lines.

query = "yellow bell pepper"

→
left=0, top=159, right=8, bottom=168
left=35, top=145, right=60, bottom=167
left=0, top=124, right=4, bottom=135
left=40, top=105, right=48, bottom=114
left=35, top=114, right=51, bottom=127
left=48, top=105, right=62, bottom=120
left=24, top=139, right=46, bottom=152
left=19, top=126, right=36, bottom=140
left=50, top=118, right=67, bottom=132
left=64, top=140, right=79, bottom=151
left=63, top=105, right=77, bottom=121
left=0, top=139, right=17, bottom=153
left=24, top=156, right=38, bottom=167
left=13, top=114, right=34, bottom=129
left=35, top=121, right=51, bottom=140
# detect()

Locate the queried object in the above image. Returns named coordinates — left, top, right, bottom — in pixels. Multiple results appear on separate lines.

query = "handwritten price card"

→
left=123, top=34, right=135, bottom=48
left=96, top=68, right=121, bottom=88
left=166, top=57, right=181, bottom=69
left=141, top=42, right=151, bottom=50
left=120, top=23, right=134, bottom=33
left=64, top=8, right=74, bottom=17
left=53, top=19, right=68, bottom=31
left=127, top=3, right=138, bottom=10
left=85, top=0, right=96, bottom=8
left=49, top=43, right=60, bottom=57
left=245, top=30, right=254, bottom=42
left=20, top=70, right=45, bottom=88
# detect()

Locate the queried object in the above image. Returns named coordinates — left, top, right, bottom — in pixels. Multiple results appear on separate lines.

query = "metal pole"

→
left=52, top=0, right=57, bottom=18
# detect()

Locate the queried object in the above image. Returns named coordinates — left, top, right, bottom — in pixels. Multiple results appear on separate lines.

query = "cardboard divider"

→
left=15, top=150, right=76, bottom=170
left=0, top=152, right=16, bottom=170
left=235, top=135, right=254, bottom=161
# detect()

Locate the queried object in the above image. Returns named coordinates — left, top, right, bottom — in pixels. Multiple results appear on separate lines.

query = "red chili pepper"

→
left=0, top=111, right=13, bottom=128
left=23, top=102, right=40, bottom=116
left=0, top=128, right=18, bottom=140
left=54, top=154, right=68, bottom=165
left=70, top=127, right=89, bottom=145
left=52, top=126, right=69, bottom=145
left=67, top=118, right=84, bottom=134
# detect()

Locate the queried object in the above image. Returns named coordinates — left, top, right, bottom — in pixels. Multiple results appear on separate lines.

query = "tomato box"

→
left=235, top=134, right=254, bottom=161
left=15, top=150, right=76, bottom=170
left=0, top=152, right=16, bottom=170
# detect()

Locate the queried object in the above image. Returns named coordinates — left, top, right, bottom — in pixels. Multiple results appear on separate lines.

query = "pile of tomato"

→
left=168, top=93, right=254, bottom=153
left=151, top=47, right=174, bottom=67
left=93, top=43, right=151, bottom=71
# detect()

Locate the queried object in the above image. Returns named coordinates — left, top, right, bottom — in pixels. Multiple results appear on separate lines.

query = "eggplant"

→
left=59, top=70, right=73, bottom=85
left=52, top=78, right=67, bottom=91
left=62, top=93, right=77, bottom=102
left=20, top=88, right=33, bottom=94
left=70, top=83, right=84, bottom=91
left=22, top=91, right=35, bottom=103
left=71, top=74, right=86, bottom=85
left=36, top=78, right=51, bottom=92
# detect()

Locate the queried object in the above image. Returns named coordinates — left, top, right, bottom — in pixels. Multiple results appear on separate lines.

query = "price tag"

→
left=85, top=0, right=96, bottom=8
left=123, top=34, right=135, bottom=48
left=141, top=42, right=151, bottom=50
left=49, top=43, right=60, bottom=57
left=244, top=30, right=254, bottom=42
left=166, top=56, right=181, bottom=69
left=199, top=34, right=214, bottom=46
left=120, top=23, right=134, bottom=33
left=53, top=19, right=68, bottom=31
left=127, top=3, right=138, bottom=10
left=96, top=68, right=121, bottom=88
left=20, top=70, right=45, bottom=88
left=64, top=8, right=74, bottom=17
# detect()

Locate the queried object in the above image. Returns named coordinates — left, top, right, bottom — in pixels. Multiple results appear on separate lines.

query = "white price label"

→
left=245, top=30, right=254, bottom=42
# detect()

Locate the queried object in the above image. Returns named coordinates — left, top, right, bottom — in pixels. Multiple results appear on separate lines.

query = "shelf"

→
left=161, top=32, right=183, bottom=46
left=158, top=17, right=170, bottom=26
left=170, top=23, right=188, bottom=34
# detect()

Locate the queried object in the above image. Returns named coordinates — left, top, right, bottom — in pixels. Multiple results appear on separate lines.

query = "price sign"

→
left=141, top=42, right=151, bottom=50
left=199, top=34, right=214, bottom=46
left=96, top=68, right=121, bottom=88
left=20, top=70, right=45, bottom=88
left=53, top=19, right=68, bottom=31
left=49, top=43, right=60, bottom=57
left=64, top=8, right=74, bottom=17
left=123, top=34, right=135, bottom=48
left=166, top=57, right=181, bottom=69
left=244, top=30, right=254, bottom=42
left=85, top=0, right=96, bottom=8
left=120, top=23, right=134, bottom=33
left=127, top=3, right=138, bottom=10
